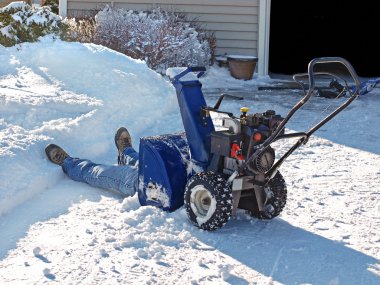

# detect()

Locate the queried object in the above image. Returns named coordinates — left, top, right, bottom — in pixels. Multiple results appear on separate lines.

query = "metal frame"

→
left=233, top=57, right=361, bottom=181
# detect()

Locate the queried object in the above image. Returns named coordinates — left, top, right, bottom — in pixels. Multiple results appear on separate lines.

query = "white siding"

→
left=67, top=0, right=259, bottom=57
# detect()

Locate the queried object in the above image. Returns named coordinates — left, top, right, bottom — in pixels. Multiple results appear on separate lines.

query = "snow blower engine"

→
left=137, top=57, right=362, bottom=231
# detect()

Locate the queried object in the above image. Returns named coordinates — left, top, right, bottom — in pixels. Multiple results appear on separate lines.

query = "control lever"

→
left=213, top=93, right=243, bottom=110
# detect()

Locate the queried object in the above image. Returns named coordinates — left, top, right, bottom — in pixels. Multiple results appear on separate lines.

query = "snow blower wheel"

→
left=239, top=172, right=287, bottom=219
left=184, top=172, right=233, bottom=231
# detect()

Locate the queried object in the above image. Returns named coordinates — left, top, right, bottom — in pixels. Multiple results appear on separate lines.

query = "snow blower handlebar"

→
left=235, top=57, right=361, bottom=181
left=293, top=71, right=380, bottom=98
left=307, top=57, right=361, bottom=94
left=266, top=57, right=361, bottom=179
left=293, top=72, right=350, bottom=98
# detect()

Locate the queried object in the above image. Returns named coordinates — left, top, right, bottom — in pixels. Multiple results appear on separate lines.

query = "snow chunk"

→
left=166, top=67, right=200, bottom=82
left=227, top=55, right=258, bottom=61
left=145, top=182, right=170, bottom=208
left=189, top=186, right=217, bottom=226
left=32, top=246, right=41, bottom=256
left=0, top=1, right=29, bottom=12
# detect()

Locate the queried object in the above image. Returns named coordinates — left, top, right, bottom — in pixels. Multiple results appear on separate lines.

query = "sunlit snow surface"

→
left=0, top=38, right=379, bottom=284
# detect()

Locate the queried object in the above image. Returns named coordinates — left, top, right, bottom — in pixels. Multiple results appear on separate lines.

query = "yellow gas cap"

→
left=240, top=107, right=249, bottom=113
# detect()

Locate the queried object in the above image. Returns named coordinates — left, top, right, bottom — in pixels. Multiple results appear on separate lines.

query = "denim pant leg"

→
left=120, top=147, right=139, bottom=167
left=61, top=147, right=139, bottom=196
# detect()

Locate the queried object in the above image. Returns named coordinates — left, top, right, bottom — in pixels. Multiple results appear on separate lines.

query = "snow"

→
left=200, top=65, right=275, bottom=91
left=0, top=26, right=12, bottom=38
left=190, top=185, right=217, bottom=226
left=25, top=8, right=60, bottom=26
left=166, top=67, right=200, bottom=82
left=227, top=55, right=258, bottom=61
left=0, top=38, right=379, bottom=284
left=0, top=1, right=29, bottom=12
left=2, top=3, right=60, bottom=26
left=145, top=182, right=170, bottom=208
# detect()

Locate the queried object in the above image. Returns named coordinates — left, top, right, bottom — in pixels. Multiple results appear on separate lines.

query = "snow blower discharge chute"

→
left=137, top=57, right=368, bottom=231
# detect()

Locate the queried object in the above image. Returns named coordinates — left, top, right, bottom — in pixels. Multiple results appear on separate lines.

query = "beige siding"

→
left=67, top=0, right=259, bottom=57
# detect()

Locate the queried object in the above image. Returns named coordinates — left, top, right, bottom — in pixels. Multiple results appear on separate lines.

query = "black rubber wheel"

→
left=240, top=171, right=287, bottom=219
left=184, top=172, right=233, bottom=231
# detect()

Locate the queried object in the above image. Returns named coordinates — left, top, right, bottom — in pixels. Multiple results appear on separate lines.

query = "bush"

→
left=65, top=7, right=216, bottom=72
left=63, top=16, right=96, bottom=44
left=43, top=0, right=59, bottom=15
left=0, top=3, right=216, bottom=72
left=0, top=1, right=65, bottom=47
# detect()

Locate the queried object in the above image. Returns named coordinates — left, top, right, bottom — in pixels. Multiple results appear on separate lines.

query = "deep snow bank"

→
left=0, top=38, right=181, bottom=215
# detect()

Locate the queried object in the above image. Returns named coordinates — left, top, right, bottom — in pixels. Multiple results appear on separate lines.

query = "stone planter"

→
left=227, top=55, right=258, bottom=80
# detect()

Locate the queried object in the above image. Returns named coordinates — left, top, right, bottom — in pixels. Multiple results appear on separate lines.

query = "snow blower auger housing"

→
left=137, top=57, right=361, bottom=231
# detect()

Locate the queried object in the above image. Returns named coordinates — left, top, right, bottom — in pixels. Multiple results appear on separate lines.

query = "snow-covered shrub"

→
left=43, top=0, right=59, bottom=14
left=63, top=17, right=96, bottom=44
left=0, top=1, right=65, bottom=47
left=65, top=7, right=216, bottom=72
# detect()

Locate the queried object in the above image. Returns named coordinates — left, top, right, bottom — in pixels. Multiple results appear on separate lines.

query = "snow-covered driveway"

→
left=0, top=39, right=379, bottom=284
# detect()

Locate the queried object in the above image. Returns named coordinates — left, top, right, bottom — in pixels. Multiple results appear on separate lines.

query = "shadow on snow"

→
left=196, top=217, right=379, bottom=285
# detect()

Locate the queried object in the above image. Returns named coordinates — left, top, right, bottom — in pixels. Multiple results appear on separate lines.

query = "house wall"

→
left=66, top=0, right=259, bottom=57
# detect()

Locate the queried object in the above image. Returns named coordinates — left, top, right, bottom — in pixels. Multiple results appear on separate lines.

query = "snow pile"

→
left=0, top=37, right=180, bottom=215
left=0, top=2, right=63, bottom=46
left=200, top=64, right=275, bottom=91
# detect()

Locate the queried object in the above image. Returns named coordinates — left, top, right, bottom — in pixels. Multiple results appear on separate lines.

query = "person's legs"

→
left=61, top=153, right=138, bottom=196
left=114, top=127, right=138, bottom=166
left=45, top=127, right=139, bottom=196
left=119, top=146, right=139, bottom=167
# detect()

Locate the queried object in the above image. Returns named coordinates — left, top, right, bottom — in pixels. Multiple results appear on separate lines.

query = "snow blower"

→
left=293, top=68, right=380, bottom=98
left=137, top=57, right=362, bottom=231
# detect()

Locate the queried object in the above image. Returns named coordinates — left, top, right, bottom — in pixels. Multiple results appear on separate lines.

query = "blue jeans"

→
left=62, top=147, right=139, bottom=196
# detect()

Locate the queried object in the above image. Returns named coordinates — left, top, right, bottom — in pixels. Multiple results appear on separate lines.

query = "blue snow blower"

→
left=293, top=67, right=380, bottom=99
left=137, top=57, right=363, bottom=231
left=350, top=77, right=380, bottom=95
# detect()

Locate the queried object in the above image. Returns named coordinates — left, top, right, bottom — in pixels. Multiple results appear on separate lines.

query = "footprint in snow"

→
left=99, top=249, right=109, bottom=258
left=33, top=247, right=50, bottom=263
left=43, top=268, right=56, bottom=280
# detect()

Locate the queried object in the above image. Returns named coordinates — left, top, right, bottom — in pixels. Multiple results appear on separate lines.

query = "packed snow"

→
left=0, top=38, right=379, bottom=284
